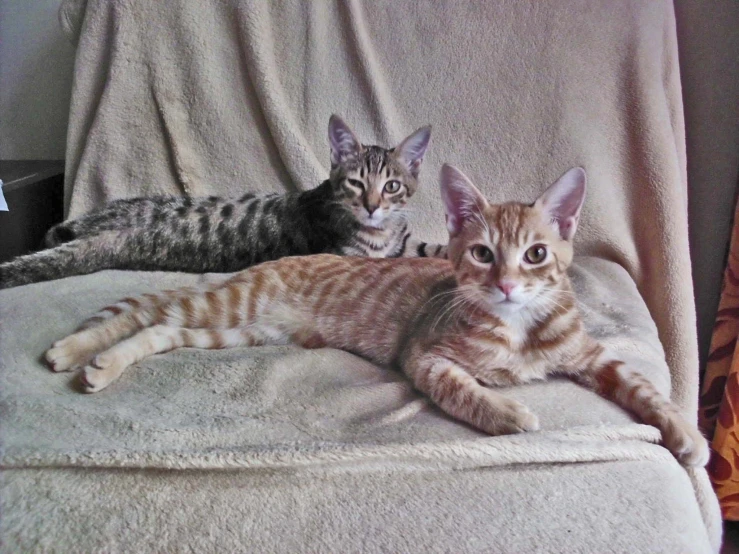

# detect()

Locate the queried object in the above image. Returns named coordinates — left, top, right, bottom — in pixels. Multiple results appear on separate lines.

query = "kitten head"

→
left=328, top=114, right=431, bottom=228
left=440, top=164, right=586, bottom=318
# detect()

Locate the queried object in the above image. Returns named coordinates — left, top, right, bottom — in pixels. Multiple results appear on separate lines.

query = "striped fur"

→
left=0, top=115, right=445, bottom=289
left=45, top=165, right=708, bottom=466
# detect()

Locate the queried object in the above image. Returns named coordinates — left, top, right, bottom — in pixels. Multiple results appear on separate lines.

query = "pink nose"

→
left=497, top=281, right=516, bottom=296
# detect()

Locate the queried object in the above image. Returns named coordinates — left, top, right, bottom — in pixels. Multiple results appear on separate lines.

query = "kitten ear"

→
left=535, top=167, right=587, bottom=241
left=328, top=114, right=362, bottom=166
left=439, top=164, right=488, bottom=236
left=396, top=126, right=431, bottom=178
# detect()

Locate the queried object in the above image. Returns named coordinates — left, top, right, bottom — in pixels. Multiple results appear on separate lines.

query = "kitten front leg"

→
left=570, top=346, right=709, bottom=466
left=403, top=238, right=448, bottom=259
left=405, top=352, right=539, bottom=434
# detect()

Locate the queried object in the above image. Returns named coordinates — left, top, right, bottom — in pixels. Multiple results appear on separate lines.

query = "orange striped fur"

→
left=46, top=165, right=708, bottom=466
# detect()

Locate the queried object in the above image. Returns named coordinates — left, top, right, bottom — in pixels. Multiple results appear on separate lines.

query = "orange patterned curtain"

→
left=700, top=197, right=739, bottom=520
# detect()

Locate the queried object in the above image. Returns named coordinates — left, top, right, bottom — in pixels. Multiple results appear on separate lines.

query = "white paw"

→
left=45, top=336, right=97, bottom=372
left=79, top=353, right=124, bottom=393
left=478, top=398, right=540, bottom=435
left=503, top=400, right=541, bottom=433
left=662, top=416, right=711, bottom=467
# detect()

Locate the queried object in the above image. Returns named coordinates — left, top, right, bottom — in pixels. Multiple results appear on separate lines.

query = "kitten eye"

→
left=471, top=245, right=494, bottom=264
left=347, top=178, right=364, bottom=189
left=384, top=180, right=401, bottom=194
left=524, top=244, right=547, bottom=264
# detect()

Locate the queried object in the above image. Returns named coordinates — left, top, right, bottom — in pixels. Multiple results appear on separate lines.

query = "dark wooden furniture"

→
left=0, top=160, right=65, bottom=263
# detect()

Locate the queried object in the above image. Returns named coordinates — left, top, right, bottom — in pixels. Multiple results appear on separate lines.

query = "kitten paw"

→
left=45, top=335, right=99, bottom=372
left=503, top=401, right=540, bottom=433
left=79, top=353, right=125, bottom=393
left=662, top=417, right=710, bottom=467
left=479, top=398, right=540, bottom=435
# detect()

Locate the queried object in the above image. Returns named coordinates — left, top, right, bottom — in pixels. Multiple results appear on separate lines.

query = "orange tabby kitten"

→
left=46, top=165, right=709, bottom=466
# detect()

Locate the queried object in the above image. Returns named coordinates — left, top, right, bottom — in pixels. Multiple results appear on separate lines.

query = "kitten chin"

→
left=360, top=215, right=386, bottom=229
left=473, top=292, right=537, bottom=330
left=356, top=207, right=400, bottom=229
left=490, top=299, right=527, bottom=315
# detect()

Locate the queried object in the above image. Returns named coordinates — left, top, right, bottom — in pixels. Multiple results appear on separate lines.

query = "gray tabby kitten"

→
left=0, top=115, right=445, bottom=289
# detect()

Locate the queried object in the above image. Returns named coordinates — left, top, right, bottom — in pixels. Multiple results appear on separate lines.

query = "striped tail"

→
left=0, top=231, right=126, bottom=289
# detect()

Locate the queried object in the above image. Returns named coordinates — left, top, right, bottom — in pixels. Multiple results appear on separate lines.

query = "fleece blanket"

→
left=58, top=0, right=699, bottom=418
left=2, top=0, right=717, bottom=551
left=0, top=258, right=721, bottom=552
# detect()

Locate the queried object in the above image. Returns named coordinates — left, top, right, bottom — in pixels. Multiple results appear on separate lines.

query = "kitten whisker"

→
left=429, top=287, right=479, bottom=332
left=442, top=286, right=480, bottom=327
left=471, top=196, right=492, bottom=240
left=421, top=287, right=468, bottom=311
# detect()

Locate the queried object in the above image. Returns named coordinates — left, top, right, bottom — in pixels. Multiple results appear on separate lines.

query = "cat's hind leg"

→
left=47, top=283, right=227, bottom=371
left=46, top=290, right=182, bottom=372
left=46, top=311, right=156, bottom=373
left=48, top=282, right=239, bottom=371
left=78, top=287, right=203, bottom=330
left=80, top=325, right=274, bottom=392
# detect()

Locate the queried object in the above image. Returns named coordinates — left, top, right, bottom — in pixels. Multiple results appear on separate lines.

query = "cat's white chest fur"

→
left=466, top=309, right=554, bottom=386
left=470, top=349, right=552, bottom=386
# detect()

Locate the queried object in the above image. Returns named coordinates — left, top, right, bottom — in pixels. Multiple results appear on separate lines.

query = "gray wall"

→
left=675, top=0, right=739, bottom=371
left=0, top=0, right=76, bottom=160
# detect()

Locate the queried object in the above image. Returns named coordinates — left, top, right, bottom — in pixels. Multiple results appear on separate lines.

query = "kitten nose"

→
left=366, top=205, right=379, bottom=216
left=497, top=281, right=516, bottom=296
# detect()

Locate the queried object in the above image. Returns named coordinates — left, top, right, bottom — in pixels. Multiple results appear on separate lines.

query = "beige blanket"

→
left=2, top=0, right=716, bottom=551
left=59, top=0, right=699, bottom=417
left=0, top=259, right=721, bottom=551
